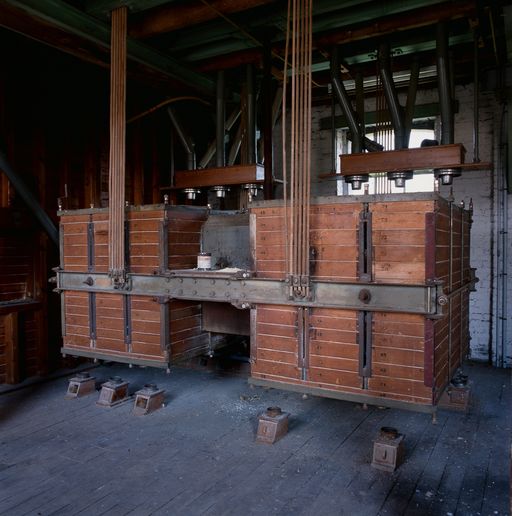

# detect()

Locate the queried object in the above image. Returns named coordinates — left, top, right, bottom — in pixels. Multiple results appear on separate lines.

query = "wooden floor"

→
left=0, top=361, right=509, bottom=516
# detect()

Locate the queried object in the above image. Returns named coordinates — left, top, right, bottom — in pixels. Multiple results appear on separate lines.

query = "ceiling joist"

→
left=129, top=0, right=278, bottom=40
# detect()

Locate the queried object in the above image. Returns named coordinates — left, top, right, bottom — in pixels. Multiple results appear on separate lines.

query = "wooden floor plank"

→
left=0, top=362, right=508, bottom=516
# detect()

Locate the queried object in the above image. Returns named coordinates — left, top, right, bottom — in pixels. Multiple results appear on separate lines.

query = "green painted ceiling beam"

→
left=319, top=102, right=460, bottom=130
left=4, top=0, right=216, bottom=95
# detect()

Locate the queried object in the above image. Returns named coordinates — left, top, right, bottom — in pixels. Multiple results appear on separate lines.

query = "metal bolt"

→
left=358, top=289, right=371, bottom=304
left=438, top=295, right=448, bottom=306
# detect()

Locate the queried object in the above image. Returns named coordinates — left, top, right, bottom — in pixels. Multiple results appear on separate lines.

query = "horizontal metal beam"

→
left=319, top=102, right=459, bottom=131
left=56, top=270, right=449, bottom=317
left=2, top=0, right=215, bottom=95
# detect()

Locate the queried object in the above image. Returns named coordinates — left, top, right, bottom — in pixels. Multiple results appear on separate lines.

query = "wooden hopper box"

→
left=249, top=193, right=473, bottom=411
left=59, top=204, right=210, bottom=368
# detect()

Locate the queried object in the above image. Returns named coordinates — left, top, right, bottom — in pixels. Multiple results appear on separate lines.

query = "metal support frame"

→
left=378, top=42, right=405, bottom=150
left=87, top=220, right=95, bottom=272
left=358, top=204, right=372, bottom=282
left=88, top=292, right=96, bottom=345
left=358, top=311, right=372, bottom=387
left=167, top=107, right=196, bottom=170
left=216, top=71, right=225, bottom=167
left=297, top=307, right=310, bottom=381
left=330, top=47, right=363, bottom=153
left=123, top=294, right=131, bottom=351
left=55, top=269, right=452, bottom=317
left=437, top=21, right=454, bottom=145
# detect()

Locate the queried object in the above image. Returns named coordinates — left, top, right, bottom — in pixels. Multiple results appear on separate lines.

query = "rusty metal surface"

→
left=56, top=271, right=448, bottom=316
left=133, top=384, right=165, bottom=415
left=256, top=407, right=289, bottom=444
left=438, top=379, right=472, bottom=412
left=96, top=376, right=130, bottom=407
left=200, top=212, right=251, bottom=269
left=65, top=373, right=96, bottom=398
left=371, top=427, right=406, bottom=472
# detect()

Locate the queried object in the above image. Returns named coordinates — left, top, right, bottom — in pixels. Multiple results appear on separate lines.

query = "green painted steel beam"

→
left=319, top=102, right=460, bottom=131
left=305, top=33, right=473, bottom=74
left=312, top=0, right=449, bottom=33
left=4, top=0, right=216, bottom=95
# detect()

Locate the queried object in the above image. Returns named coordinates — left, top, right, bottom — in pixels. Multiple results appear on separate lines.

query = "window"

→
left=337, top=128, right=436, bottom=195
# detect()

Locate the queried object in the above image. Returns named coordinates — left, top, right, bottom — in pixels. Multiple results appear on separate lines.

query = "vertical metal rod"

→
left=473, top=31, right=480, bottom=162
left=404, top=56, right=420, bottom=147
left=246, top=63, right=256, bottom=165
left=199, top=109, right=240, bottom=169
left=124, top=295, right=132, bottom=352
left=378, top=42, right=405, bottom=149
left=331, top=47, right=363, bottom=153
left=169, top=127, right=175, bottom=187
left=262, top=44, right=274, bottom=199
left=460, top=210, right=464, bottom=367
left=437, top=21, right=454, bottom=145
left=108, top=6, right=128, bottom=284
left=216, top=71, right=225, bottom=167
left=167, top=107, right=196, bottom=170
left=448, top=199, right=454, bottom=377
left=330, top=89, right=337, bottom=173
left=355, top=70, right=365, bottom=140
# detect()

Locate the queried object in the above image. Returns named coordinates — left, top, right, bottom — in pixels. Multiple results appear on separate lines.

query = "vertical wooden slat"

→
left=5, top=312, right=19, bottom=384
left=108, top=6, right=127, bottom=283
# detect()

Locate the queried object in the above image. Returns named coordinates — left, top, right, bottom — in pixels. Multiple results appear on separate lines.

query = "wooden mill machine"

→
left=55, top=4, right=476, bottom=414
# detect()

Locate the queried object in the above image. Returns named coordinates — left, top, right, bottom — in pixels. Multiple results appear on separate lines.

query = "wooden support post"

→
left=4, top=312, right=20, bottom=384
left=108, top=6, right=127, bottom=285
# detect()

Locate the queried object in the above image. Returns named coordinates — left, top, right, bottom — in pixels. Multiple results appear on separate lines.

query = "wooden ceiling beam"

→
left=129, top=0, right=277, bottom=40
left=86, top=0, right=171, bottom=17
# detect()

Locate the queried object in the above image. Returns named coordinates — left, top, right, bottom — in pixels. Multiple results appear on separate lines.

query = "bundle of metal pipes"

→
left=282, top=0, right=313, bottom=299
left=108, top=6, right=127, bottom=287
